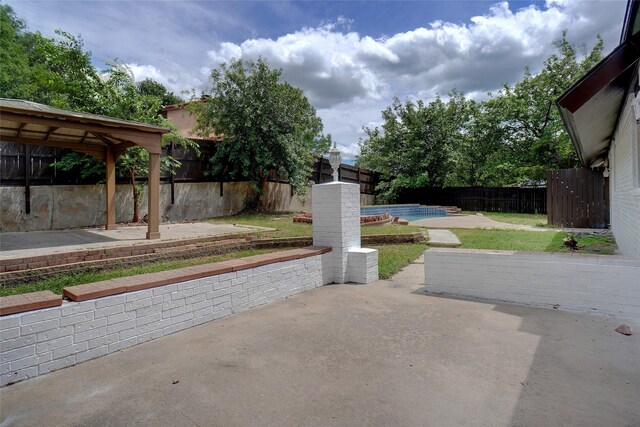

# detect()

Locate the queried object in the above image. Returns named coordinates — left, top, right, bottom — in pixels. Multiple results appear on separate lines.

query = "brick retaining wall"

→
left=0, top=247, right=331, bottom=386
left=424, top=248, right=640, bottom=323
left=1, top=234, right=422, bottom=288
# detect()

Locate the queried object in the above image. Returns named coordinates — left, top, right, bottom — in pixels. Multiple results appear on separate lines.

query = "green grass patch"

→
left=372, top=243, right=428, bottom=280
left=209, top=212, right=422, bottom=238
left=453, top=229, right=616, bottom=253
left=465, top=211, right=548, bottom=227
left=0, top=248, right=281, bottom=297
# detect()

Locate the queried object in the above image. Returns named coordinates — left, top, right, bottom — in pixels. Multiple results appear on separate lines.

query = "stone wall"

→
left=424, top=248, right=640, bottom=324
left=1, top=181, right=375, bottom=232
left=0, top=182, right=305, bottom=232
left=1, top=253, right=329, bottom=386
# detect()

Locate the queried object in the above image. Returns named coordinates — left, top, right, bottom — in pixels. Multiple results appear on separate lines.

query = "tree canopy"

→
left=357, top=92, right=468, bottom=201
left=193, top=58, right=331, bottom=206
left=0, top=5, right=194, bottom=222
left=356, top=33, right=604, bottom=202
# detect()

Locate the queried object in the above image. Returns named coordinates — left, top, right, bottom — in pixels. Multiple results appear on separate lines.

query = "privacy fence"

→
left=547, top=168, right=609, bottom=229
left=0, top=141, right=378, bottom=194
left=397, top=186, right=547, bottom=214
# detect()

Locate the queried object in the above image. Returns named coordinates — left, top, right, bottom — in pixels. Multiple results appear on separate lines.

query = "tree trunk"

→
left=255, top=172, right=268, bottom=211
left=129, top=167, right=139, bottom=223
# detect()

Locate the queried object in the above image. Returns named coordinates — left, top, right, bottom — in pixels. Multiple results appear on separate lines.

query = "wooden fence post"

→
left=24, top=144, right=31, bottom=214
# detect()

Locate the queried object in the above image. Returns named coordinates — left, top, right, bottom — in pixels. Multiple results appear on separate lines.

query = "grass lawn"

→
left=373, top=243, right=428, bottom=280
left=453, top=229, right=617, bottom=254
left=209, top=212, right=423, bottom=238
left=465, top=211, right=548, bottom=227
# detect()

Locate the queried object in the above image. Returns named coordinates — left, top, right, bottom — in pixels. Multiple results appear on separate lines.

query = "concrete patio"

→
left=1, top=275, right=637, bottom=426
left=0, top=222, right=260, bottom=260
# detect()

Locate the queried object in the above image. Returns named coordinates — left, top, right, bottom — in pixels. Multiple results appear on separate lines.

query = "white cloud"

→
left=127, top=63, right=206, bottom=96
left=205, top=0, right=623, bottom=118
left=13, top=0, right=624, bottom=161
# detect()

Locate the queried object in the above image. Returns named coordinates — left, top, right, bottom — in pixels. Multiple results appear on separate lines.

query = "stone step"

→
left=426, top=229, right=461, bottom=247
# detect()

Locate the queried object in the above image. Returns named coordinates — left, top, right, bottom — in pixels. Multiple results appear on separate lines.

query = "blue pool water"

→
left=360, top=204, right=447, bottom=220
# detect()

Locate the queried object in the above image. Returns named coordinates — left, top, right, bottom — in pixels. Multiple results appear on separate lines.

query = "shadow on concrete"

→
left=494, top=302, right=640, bottom=426
left=417, top=289, right=640, bottom=425
left=0, top=229, right=119, bottom=252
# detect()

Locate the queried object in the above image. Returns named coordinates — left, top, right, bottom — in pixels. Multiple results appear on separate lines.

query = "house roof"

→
left=556, top=0, right=640, bottom=167
left=0, top=98, right=169, bottom=159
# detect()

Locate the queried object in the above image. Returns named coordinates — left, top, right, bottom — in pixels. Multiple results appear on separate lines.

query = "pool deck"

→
left=409, top=214, right=546, bottom=230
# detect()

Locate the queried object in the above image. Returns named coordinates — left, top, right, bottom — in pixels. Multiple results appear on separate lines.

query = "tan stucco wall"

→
left=164, top=108, right=203, bottom=140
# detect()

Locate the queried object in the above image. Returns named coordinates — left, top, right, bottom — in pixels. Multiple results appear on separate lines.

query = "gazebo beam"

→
left=1, top=136, right=106, bottom=160
left=1, top=111, right=164, bottom=153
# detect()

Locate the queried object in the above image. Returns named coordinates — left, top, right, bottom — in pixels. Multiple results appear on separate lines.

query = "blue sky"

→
left=6, top=0, right=628, bottom=160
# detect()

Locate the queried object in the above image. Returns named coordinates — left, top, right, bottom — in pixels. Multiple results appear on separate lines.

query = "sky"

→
left=6, top=0, right=629, bottom=161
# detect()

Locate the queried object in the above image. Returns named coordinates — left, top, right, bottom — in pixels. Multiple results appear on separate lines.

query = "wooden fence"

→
left=312, top=158, right=377, bottom=194
left=397, top=186, right=547, bottom=214
left=547, top=168, right=609, bottom=228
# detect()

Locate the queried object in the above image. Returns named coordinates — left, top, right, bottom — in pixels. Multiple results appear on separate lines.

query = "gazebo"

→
left=0, top=99, right=169, bottom=239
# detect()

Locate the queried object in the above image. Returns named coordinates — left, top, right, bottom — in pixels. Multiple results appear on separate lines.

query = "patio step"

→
left=440, top=206, right=463, bottom=215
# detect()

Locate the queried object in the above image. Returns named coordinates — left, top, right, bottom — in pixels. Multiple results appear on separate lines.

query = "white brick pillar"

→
left=312, top=181, right=378, bottom=284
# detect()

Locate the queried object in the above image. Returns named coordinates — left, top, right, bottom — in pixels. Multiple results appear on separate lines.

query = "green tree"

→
left=55, top=62, right=197, bottom=222
left=490, top=32, right=604, bottom=184
left=193, top=58, right=330, bottom=208
left=1, top=5, right=198, bottom=222
left=357, top=91, right=468, bottom=202
left=0, top=5, right=102, bottom=112
left=358, top=32, right=605, bottom=196
left=137, top=78, right=183, bottom=106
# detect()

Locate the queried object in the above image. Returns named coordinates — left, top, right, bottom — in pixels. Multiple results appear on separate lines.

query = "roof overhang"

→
left=0, top=99, right=169, bottom=160
left=556, top=0, right=640, bottom=167
left=556, top=40, right=639, bottom=167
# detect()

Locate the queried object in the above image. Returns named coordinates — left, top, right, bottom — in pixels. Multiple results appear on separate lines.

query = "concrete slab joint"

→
left=312, top=181, right=378, bottom=284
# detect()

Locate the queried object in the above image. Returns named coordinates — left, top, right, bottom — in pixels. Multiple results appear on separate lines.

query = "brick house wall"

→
left=609, top=88, right=640, bottom=256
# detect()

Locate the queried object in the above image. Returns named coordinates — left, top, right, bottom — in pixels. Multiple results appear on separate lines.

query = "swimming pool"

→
left=360, top=204, right=447, bottom=221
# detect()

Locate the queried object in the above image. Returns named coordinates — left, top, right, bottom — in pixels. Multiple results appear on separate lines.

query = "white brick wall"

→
left=347, top=248, right=379, bottom=284
left=609, top=92, right=640, bottom=256
left=0, top=254, right=328, bottom=387
left=424, top=248, right=640, bottom=324
left=312, top=182, right=362, bottom=283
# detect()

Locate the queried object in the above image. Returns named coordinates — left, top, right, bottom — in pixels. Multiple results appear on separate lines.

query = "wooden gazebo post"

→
left=105, top=146, right=117, bottom=230
left=146, top=152, right=161, bottom=239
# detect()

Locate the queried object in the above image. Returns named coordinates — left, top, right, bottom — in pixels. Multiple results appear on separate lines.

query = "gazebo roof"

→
left=0, top=98, right=169, bottom=160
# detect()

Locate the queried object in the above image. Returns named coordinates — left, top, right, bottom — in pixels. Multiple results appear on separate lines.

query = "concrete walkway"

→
left=410, top=214, right=546, bottom=230
left=1, top=277, right=637, bottom=426
left=0, top=222, right=259, bottom=260
left=426, top=229, right=461, bottom=247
